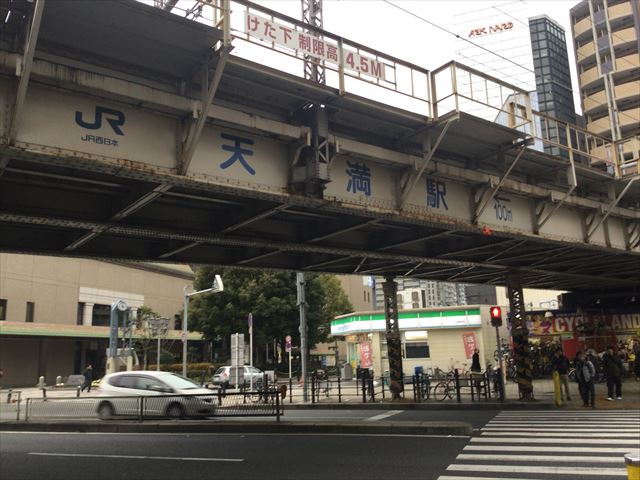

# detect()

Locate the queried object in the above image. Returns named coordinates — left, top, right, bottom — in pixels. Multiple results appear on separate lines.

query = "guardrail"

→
left=279, top=369, right=500, bottom=404
left=20, top=390, right=282, bottom=422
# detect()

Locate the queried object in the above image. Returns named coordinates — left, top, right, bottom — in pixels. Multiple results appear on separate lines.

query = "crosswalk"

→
left=438, top=410, right=640, bottom=480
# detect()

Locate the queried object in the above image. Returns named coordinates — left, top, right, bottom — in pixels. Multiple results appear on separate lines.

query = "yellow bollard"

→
left=553, top=371, right=563, bottom=407
left=626, top=452, right=640, bottom=480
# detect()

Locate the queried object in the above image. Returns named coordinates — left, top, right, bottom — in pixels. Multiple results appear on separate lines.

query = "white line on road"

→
left=488, top=421, right=639, bottom=425
left=365, top=410, right=402, bottom=422
left=482, top=428, right=639, bottom=433
left=438, top=476, right=556, bottom=480
left=470, top=437, right=639, bottom=444
left=447, top=464, right=626, bottom=476
left=28, top=452, right=244, bottom=462
left=464, top=445, right=636, bottom=453
left=481, top=431, right=639, bottom=437
left=456, top=453, right=624, bottom=463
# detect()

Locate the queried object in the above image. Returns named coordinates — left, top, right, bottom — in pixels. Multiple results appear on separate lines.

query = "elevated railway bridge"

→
left=1, top=0, right=638, bottom=398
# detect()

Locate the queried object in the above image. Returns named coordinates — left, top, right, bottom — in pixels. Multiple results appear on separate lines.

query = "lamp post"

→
left=182, top=275, right=224, bottom=378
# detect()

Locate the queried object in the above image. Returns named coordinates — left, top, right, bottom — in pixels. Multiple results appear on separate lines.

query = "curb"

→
left=0, top=420, right=472, bottom=436
left=281, top=401, right=556, bottom=410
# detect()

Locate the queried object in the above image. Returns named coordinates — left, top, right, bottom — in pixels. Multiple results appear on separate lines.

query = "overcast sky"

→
left=258, top=1, right=580, bottom=69
left=159, top=0, right=584, bottom=113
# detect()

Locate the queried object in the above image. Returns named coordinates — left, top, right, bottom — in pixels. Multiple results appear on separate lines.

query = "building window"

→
left=26, top=302, right=35, bottom=323
left=92, top=304, right=111, bottom=327
left=405, top=343, right=430, bottom=359
left=0, top=299, right=7, bottom=321
left=77, top=303, right=85, bottom=325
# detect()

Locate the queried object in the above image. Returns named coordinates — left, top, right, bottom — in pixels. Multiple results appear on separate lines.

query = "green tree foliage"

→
left=188, top=268, right=352, bottom=361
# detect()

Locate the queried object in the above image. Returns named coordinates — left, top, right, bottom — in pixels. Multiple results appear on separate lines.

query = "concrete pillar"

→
left=506, top=272, right=534, bottom=400
left=83, top=303, right=94, bottom=326
left=383, top=276, right=403, bottom=400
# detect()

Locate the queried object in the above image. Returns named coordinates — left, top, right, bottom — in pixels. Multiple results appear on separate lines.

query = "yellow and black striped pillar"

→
left=383, top=276, right=403, bottom=400
left=507, top=273, right=534, bottom=400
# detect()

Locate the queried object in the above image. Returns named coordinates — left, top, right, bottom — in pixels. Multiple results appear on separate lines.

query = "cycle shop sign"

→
left=525, top=310, right=640, bottom=337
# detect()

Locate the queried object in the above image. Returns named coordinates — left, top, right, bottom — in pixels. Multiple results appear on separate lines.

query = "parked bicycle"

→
left=433, top=377, right=456, bottom=401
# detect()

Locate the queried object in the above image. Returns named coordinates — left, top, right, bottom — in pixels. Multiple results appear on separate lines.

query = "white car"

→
left=95, top=371, right=215, bottom=419
left=212, top=366, right=264, bottom=389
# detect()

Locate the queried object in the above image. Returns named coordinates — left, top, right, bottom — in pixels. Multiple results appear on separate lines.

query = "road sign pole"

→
left=182, top=286, right=189, bottom=377
left=157, top=336, right=161, bottom=371
left=249, top=313, right=253, bottom=391
left=289, top=351, right=292, bottom=380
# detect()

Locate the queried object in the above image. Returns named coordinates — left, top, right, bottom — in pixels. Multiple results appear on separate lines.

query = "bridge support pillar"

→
left=506, top=273, right=534, bottom=400
left=382, top=276, right=403, bottom=400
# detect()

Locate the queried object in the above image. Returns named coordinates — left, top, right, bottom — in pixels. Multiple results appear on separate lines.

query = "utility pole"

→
left=297, top=272, right=309, bottom=402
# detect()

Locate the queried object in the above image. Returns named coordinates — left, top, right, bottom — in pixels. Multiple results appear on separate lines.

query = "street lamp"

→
left=182, top=275, right=223, bottom=378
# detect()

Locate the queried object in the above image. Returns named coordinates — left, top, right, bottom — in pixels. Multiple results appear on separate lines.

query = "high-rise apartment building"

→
left=570, top=0, right=640, bottom=155
left=372, top=277, right=467, bottom=310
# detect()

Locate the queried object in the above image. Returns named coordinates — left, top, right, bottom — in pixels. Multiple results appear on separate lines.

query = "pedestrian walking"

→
left=576, top=351, right=596, bottom=408
left=603, top=345, right=623, bottom=400
left=553, top=349, right=572, bottom=401
left=470, top=348, right=482, bottom=398
left=81, top=364, right=93, bottom=393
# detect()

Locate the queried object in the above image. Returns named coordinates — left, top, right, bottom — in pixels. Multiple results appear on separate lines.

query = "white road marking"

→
left=456, top=453, right=624, bottom=463
left=481, top=431, right=639, bottom=437
left=438, top=477, right=552, bottom=480
left=447, top=464, right=626, bottom=476
left=489, top=420, right=638, bottom=423
left=463, top=445, right=635, bottom=453
left=470, top=437, right=639, bottom=444
left=365, top=410, right=402, bottom=422
left=28, top=452, right=243, bottom=462
left=482, top=428, right=639, bottom=433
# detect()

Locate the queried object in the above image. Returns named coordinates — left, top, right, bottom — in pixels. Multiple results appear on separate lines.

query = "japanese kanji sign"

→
left=245, top=12, right=386, bottom=81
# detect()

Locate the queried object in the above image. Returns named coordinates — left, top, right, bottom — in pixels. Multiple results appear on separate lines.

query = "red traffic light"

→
left=490, top=306, right=503, bottom=327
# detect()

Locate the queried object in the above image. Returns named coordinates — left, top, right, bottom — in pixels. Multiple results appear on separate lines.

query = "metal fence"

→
left=279, top=369, right=502, bottom=404
left=20, top=390, right=282, bottom=422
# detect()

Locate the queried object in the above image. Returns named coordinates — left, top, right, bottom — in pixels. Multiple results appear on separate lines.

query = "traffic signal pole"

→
left=495, top=325, right=505, bottom=402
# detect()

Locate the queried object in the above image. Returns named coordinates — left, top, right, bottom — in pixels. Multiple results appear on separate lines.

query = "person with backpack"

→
left=576, top=351, right=596, bottom=408
left=553, top=348, right=572, bottom=401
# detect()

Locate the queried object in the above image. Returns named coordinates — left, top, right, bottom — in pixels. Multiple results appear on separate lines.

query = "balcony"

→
left=580, top=65, right=602, bottom=88
left=573, top=16, right=592, bottom=38
left=612, top=26, right=638, bottom=48
left=583, top=82, right=639, bottom=115
left=577, top=41, right=596, bottom=61
left=608, top=2, right=633, bottom=23
left=618, top=106, right=640, bottom=132
left=614, top=53, right=640, bottom=74
left=583, top=89, right=607, bottom=114
left=587, top=116, right=614, bottom=137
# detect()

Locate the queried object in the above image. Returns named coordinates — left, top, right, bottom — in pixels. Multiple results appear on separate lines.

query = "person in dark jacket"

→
left=603, top=346, right=623, bottom=400
left=575, top=351, right=596, bottom=408
left=471, top=349, right=482, bottom=373
left=553, top=349, right=572, bottom=401
left=470, top=348, right=482, bottom=398
left=81, top=364, right=93, bottom=393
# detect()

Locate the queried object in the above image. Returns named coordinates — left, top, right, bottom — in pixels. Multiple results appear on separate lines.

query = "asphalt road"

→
left=0, top=431, right=468, bottom=480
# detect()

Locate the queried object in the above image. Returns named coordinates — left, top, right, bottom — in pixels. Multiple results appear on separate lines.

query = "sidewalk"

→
left=2, top=377, right=638, bottom=410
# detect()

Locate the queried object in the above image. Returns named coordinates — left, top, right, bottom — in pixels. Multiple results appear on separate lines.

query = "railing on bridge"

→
left=157, top=0, right=639, bottom=179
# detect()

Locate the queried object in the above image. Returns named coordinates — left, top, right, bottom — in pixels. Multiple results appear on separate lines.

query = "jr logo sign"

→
left=75, top=106, right=125, bottom=147
left=75, top=106, right=125, bottom=135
